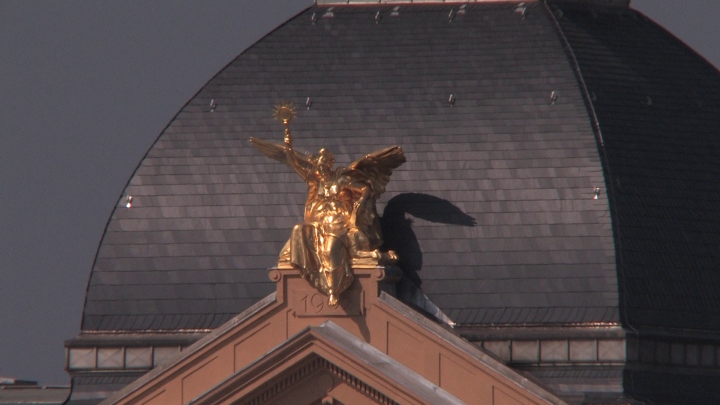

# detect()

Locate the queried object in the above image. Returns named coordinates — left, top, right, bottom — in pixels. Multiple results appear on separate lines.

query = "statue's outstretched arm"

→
left=249, top=136, right=313, bottom=180
left=284, top=134, right=311, bottom=181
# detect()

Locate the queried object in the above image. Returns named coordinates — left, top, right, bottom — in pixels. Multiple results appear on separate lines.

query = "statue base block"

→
left=268, top=266, right=402, bottom=319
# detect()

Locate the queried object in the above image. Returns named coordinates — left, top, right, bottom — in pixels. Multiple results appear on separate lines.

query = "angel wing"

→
left=249, top=137, right=314, bottom=176
left=347, top=146, right=406, bottom=197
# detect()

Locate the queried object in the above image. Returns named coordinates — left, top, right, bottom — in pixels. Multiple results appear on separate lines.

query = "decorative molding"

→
left=66, top=346, right=181, bottom=371
left=628, top=338, right=720, bottom=370
left=479, top=338, right=626, bottom=364
left=325, top=360, right=399, bottom=405
left=481, top=336, right=720, bottom=371
left=241, top=357, right=399, bottom=405
left=241, top=357, right=322, bottom=405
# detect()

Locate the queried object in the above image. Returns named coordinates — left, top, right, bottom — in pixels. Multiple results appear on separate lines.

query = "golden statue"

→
left=250, top=102, right=405, bottom=306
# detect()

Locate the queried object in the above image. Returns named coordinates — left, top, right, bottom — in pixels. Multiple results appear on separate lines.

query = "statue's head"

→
left=315, top=148, right=334, bottom=178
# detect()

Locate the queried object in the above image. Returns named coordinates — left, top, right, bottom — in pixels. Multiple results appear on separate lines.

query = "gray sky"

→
left=0, top=0, right=718, bottom=386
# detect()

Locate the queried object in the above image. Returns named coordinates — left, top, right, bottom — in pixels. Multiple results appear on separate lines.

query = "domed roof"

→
left=81, top=1, right=720, bottom=337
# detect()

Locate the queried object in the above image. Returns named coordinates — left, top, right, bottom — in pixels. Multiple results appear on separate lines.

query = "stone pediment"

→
left=100, top=267, right=567, bottom=405
left=188, top=322, right=464, bottom=405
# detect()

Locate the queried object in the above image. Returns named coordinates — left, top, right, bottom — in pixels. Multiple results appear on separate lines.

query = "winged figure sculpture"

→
left=250, top=128, right=405, bottom=306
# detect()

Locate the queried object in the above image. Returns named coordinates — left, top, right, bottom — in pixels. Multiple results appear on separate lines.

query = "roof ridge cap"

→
left=315, top=0, right=526, bottom=4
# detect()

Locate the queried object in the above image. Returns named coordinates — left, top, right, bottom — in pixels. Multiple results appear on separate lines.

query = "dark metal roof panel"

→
left=554, top=3, right=720, bottom=332
left=82, top=2, right=618, bottom=331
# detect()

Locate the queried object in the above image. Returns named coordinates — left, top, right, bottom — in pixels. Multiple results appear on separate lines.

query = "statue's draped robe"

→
left=288, top=170, right=382, bottom=301
left=291, top=172, right=352, bottom=299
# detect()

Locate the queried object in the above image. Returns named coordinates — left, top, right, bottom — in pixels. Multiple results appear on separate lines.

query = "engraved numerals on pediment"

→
left=292, top=287, right=364, bottom=317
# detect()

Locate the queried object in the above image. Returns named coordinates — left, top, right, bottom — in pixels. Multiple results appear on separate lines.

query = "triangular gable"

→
left=100, top=267, right=567, bottom=405
left=189, top=322, right=464, bottom=405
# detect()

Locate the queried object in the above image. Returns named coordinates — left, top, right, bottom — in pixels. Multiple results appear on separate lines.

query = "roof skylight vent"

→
left=209, top=99, right=217, bottom=112
left=457, top=4, right=467, bottom=16
left=391, top=6, right=400, bottom=17
left=514, top=3, right=527, bottom=19
left=311, top=12, right=318, bottom=25
left=448, top=94, right=456, bottom=107
left=323, top=7, right=334, bottom=19
left=550, top=91, right=558, bottom=104
left=375, top=11, right=382, bottom=24
left=593, top=187, right=601, bottom=200
left=306, top=97, right=312, bottom=110
left=448, top=9, right=455, bottom=22
left=125, top=195, right=133, bottom=208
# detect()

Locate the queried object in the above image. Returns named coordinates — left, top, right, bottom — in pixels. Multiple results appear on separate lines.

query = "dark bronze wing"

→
left=347, top=146, right=406, bottom=197
left=249, top=137, right=314, bottom=172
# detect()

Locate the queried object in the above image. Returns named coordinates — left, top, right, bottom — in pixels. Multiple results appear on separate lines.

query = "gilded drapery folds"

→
left=250, top=103, right=405, bottom=306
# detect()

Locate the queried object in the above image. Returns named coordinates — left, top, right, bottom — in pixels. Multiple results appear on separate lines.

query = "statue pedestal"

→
left=269, top=266, right=402, bottom=319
